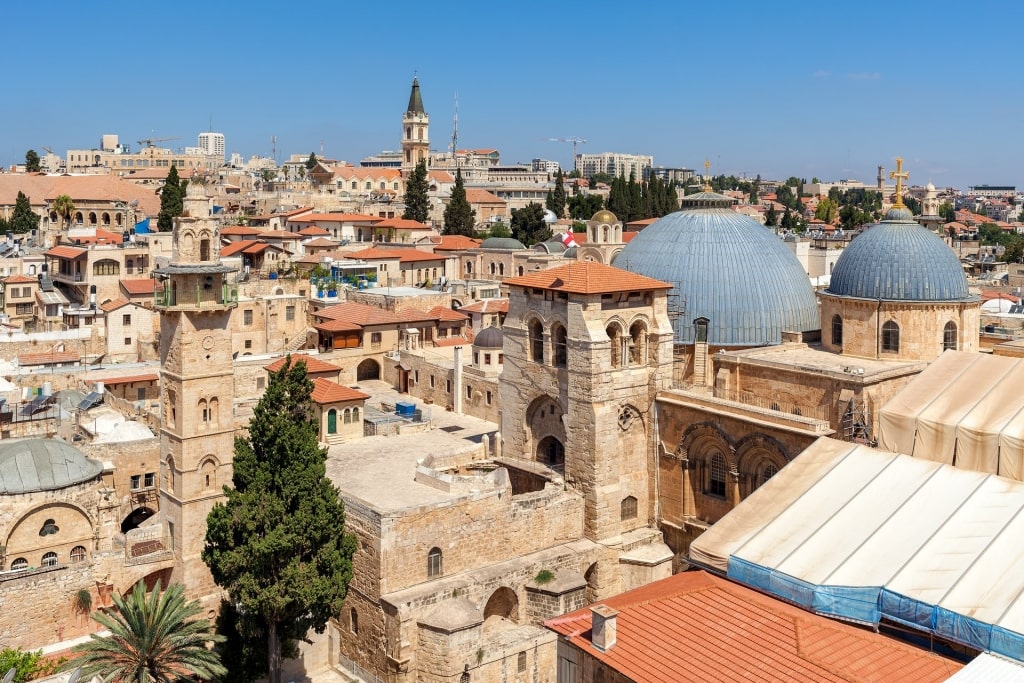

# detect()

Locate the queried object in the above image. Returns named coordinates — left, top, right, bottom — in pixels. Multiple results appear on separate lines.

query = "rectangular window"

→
left=137, top=387, right=146, bottom=401
left=243, top=309, right=253, bottom=325
left=429, top=375, right=435, bottom=388
left=466, top=385, right=472, bottom=399
left=446, top=379, right=451, bottom=393
left=168, top=522, right=174, bottom=550
left=122, top=314, right=131, bottom=325
left=130, top=474, right=141, bottom=490
left=15, top=303, right=32, bottom=315
left=144, top=472, right=155, bottom=488
left=285, top=305, right=295, bottom=321
left=486, top=390, right=492, bottom=405
left=257, top=377, right=265, bottom=390
left=124, top=337, right=132, bottom=346
left=244, top=339, right=252, bottom=349
left=371, top=331, right=382, bottom=349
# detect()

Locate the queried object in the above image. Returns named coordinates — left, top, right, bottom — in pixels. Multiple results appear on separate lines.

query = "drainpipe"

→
left=453, top=346, right=463, bottom=414
left=876, top=299, right=882, bottom=359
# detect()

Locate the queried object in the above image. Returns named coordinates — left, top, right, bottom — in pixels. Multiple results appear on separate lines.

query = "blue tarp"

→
left=134, top=218, right=150, bottom=234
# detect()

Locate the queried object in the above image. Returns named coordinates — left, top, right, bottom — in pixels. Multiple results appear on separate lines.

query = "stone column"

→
left=452, top=346, right=463, bottom=414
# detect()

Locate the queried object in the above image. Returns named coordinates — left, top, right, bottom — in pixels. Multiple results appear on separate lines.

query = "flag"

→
left=560, top=231, right=578, bottom=249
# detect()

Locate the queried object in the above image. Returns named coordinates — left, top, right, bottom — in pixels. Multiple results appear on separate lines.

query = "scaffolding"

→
left=841, top=394, right=874, bottom=446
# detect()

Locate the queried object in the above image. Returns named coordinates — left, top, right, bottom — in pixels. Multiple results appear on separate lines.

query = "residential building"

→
left=575, top=152, right=653, bottom=181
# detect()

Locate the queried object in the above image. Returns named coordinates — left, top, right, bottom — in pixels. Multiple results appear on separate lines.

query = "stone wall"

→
left=0, top=560, right=106, bottom=648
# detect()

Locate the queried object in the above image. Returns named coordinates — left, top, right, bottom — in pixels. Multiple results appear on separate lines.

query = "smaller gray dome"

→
left=535, top=239, right=567, bottom=254
left=0, top=439, right=103, bottom=494
left=474, top=326, right=504, bottom=349
left=480, top=237, right=526, bottom=251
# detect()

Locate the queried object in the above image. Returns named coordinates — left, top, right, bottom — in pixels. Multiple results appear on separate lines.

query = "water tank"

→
left=395, top=401, right=416, bottom=417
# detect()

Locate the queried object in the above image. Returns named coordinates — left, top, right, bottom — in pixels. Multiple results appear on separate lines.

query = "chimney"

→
left=590, top=604, right=618, bottom=651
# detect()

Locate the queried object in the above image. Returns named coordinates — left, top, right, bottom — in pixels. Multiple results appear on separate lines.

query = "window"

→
left=429, top=375, right=435, bottom=388
left=708, top=453, right=727, bottom=497
left=621, top=496, right=638, bottom=520
left=10, top=558, right=27, bottom=571
left=200, top=239, right=210, bottom=262
left=518, top=652, right=527, bottom=673
left=343, top=408, right=352, bottom=424
left=168, top=521, right=174, bottom=550
left=943, top=321, right=958, bottom=351
left=257, top=377, right=265, bottom=390
left=446, top=379, right=452, bottom=393
left=122, top=313, right=132, bottom=326
left=130, top=474, right=142, bottom=490
left=15, top=303, right=33, bottom=315
left=427, top=547, right=443, bottom=578
left=528, top=319, right=544, bottom=364
left=350, top=608, right=359, bottom=634
left=486, top=390, right=492, bottom=405
left=694, top=317, right=709, bottom=343
left=244, top=339, right=252, bottom=349
left=831, top=314, right=843, bottom=346
left=371, top=331, right=382, bottom=349
left=41, top=552, right=57, bottom=567
left=70, top=546, right=87, bottom=563
left=552, top=323, right=567, bottom=368
left=137, top=387, right=146, bottom=401
left=144, top=472, right=155, bottom=488
left=759, top=462, right=779, bottom=487
left=466, top=385, right=473, bottom=400
left=629, top=322, right=647, bottom=365
left=882, top=320, right=900, bottom=353
left=285, top=305, right=295, bottom=321
left=243, top=309, right=253, bottom=325
left=93, top=259, right=120, bottom=276
left=39, top=519, right=58, bottom=536
left=484, top=354, right=491, bottom=365
left=124, top=337, right=132, bottom=346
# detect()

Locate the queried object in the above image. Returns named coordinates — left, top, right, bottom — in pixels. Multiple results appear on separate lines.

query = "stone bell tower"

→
left=155, top=179, right=237, bottom=599
left=401, top=76, right=429, bottom=174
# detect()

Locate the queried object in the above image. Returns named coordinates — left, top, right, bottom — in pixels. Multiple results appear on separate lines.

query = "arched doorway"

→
left=537, top=436, right=565, bottom=472
left=121, top=507, right=155, bottom=534
left=356, top=358, right=380, bottom=381
left=584, top=562, right=599, bottom=603
left=483, top=587, right=519, bottom=632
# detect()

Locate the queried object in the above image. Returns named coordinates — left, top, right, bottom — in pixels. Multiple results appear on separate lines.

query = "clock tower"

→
left=155, top=179, right=237, bottom=599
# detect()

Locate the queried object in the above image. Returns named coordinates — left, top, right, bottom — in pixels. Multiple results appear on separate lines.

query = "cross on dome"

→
left=889, top=157, right=909, bottom=208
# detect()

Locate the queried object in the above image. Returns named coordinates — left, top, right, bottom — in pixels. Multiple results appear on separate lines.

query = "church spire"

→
left=407, top=76, right=425, bottom=115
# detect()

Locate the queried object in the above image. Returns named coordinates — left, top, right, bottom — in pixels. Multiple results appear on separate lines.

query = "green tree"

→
left=903, top=195, right=921, bottom=215
left=510, top=202, right=551, bottom=246
left=814, top=197, right=837, bottom=223
left=10, top=191, right=39, bottom=234
left=443, top=168, right=476, bottom=236
left=261, top=168, right=275, bottom=183
left=52, top=194, right=75, bottom=230
left=486, top=222, right=511, bottom=239
left=24, top=149, right=40, bottom=173
left=589, top=172, right=613, bottom=186
left=402, top=160, right=431, bottom=223
left=203, top=358, right=356, bottom=683
left=780, top=207, right=796, bottom=232
left=546, top=170, right=567, bottom=219
left=764, top=203, right=778, bottom=227
left=749, top=174, right=761, bottom=204
left=69, top=580, right=224, bottom=682
left=938, top=201, right=955, bottom=222
left=305, top=153, right=317, bottom=170
left=157, top=166, right=184, bottom=232
left=0, top=648, right=62, bottom=682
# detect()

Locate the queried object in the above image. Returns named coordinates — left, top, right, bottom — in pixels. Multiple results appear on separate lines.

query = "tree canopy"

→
left=443, top=168, right=476, bottom=236
left=568, top=193, right=604, bottom=220
left=157, top=166, right=186, bottom=232
left=545, top=170, right=567, bottom=219
left=24, top=149, right=40, bottom=173
left=606, top=173, right=678, bottom=223
left=10, top=191, right=39, bottom=234
left=52, top=194, right=75, bottom=229
left=402, top=160, right=431, bottom=223
left=511, top=202, right=551, bottom=246
left=203, top=358, right=356, bottom=683
left=305, top=153, right=317, bottom=170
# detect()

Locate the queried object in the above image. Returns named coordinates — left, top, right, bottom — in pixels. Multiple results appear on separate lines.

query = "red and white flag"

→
left=560, top=232, right=578, bottom=249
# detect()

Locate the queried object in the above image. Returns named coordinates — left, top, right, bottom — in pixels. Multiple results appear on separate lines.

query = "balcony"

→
left=154, top=283, right=239, bottom=310
left=53, top=271, right=84, bottom=284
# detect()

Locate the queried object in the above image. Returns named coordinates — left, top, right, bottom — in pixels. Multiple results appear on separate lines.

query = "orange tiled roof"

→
left=96, top=373, right=159, bottom=385
left=98, top=298, right=131, bottom=312
left=264, top=354, right=342, bottom=376
left=221, top=225, right=262, bottom=236
left=428, top=170, right=455, bottom=183
left=504, top=261, right=671, bottom=295
left=44, top=245, right=86, bottom=259
left=313, top=318, right=362, bottom=333
left=68, top=229, right=123, bottom=245
left=433, top=336, right=473, bottom=347
left=427, top=305, right=468, bottom=322
left=3, top=274, right=37, bottom=284
left=545, top=571, right=962, bottom=683
left=258, top=230, right=303, bottom=240
left=297, top=226, right=331, bottom=236
left=464, top=189, right=505, bottom=204
left=429, top=235, right=482, bottom=251
left=18, top=350, right=80, bottom=366
left=304, top=237, right=339, bottom=247
left=310, top=378, right=369, bottom=405
left=316, top=301, right=403, bottom=327
left=343, top=247, right=445, bottom=264
left=120, top=278, right=159, bottom=295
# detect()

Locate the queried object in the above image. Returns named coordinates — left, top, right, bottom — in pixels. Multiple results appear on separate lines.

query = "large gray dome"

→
left=480, top=237, right=526, bottom=251
left=827, top=208, right=974, bottom=302
left=0, top=438, right=103, bottom=494
left=615, top=195, right=820, bottom=346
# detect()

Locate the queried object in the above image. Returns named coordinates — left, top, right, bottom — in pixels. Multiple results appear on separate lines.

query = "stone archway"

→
left=483, top=586, right=519, bottom=633
left=356, top=358, right=380, bottom=381
left=121, top=506, right=156, bottom=533
left=536, top=436, right=565, bottom=472
left=525, top=395, right=566, bottom=464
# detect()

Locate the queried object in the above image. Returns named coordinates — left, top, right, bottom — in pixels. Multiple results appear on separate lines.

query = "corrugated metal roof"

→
left=616, top=207, right=820, bottom=346
left=946, top=653, right=1024, bottom=681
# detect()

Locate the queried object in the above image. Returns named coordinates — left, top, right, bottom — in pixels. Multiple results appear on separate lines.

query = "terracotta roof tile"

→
left=120, top=278, right=159, bottom=295
left=264, top=354, right=342, bottom=376
left=221, top=225, right=263, bottom=236
left=18, top=350, right=80, bottom=366
left=464, top=189, right=505, bottom=204
left=287, top=213, right=384, bottom=223
left=457, top=298, right=509, bottom=314
left=3, top=274, right=37, bottom=284
left=310, top=378, right=369, bottom=405
left=304, top=237, right=340, bottom=247
left=98, top=298, right=130, bottom=312
left=313, top=318, right=363, bottom=333
left=429, top=235, right=482, bottom=251
left=297, top=226, right=332, bottom=236
left=427, top=305, right=468, bottom=322
left=545, top=571, right=962, bottom=683
left=433, top=336, right=473, bottom=347
left=371, top=218, right=433, bottom=231
left=44, top=245, right=86, bottom=259
left=343, top=247, right=445, bottom=264
left=504, top=261, right=671, bottom=295
left=315, top=301, right=403, bottom=327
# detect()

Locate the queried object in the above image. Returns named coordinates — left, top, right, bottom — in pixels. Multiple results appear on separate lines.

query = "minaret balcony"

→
left=154, top=283, right=238, bottom=310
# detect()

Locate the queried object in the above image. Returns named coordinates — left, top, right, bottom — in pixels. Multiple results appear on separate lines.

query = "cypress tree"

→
left=10, top=191, right=39, bottom=234
left=443, top=168, right=476, bottom=236
left=402, top=160, right=431, bottom=223
left=157, top=166, right=184, bottom=232
left=24, top=149, right=40, bottom=173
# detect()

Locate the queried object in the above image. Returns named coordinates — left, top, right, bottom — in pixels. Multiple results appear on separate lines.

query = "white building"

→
left=575, top=152, right=653, bottom=180
left=198, top=132, right=225, bottom=162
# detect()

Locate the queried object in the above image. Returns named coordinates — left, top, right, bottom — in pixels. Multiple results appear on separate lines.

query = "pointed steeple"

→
left=407, top=77, right=425, bottom=115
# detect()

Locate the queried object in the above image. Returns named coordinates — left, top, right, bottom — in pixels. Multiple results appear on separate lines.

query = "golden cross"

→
left=889, top=157, right=909, bottom=208
left=703, top=159, right=711, bottom=192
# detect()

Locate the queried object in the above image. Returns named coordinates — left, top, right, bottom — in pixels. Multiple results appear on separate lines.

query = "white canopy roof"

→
left=689, top=437, right=1024, bottom=659
left=878, top=351, right=1024, bottom=480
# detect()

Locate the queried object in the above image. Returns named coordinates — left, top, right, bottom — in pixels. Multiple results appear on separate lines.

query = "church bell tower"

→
left=155, top=179, right=237, bottom=599
left=401, top=76, right=430, bottom=173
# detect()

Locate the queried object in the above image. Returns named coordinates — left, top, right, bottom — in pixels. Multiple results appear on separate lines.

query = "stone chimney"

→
left=590, top=604, right=618, bottom=651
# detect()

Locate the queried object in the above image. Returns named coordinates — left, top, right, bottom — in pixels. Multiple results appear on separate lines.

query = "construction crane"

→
left=41, top=146, right=55, bottom=155
left=543, top=136, right=587, bottom=173
left=137, top=136, right=180, bottom=148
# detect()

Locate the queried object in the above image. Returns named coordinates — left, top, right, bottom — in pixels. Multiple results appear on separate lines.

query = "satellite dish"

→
left=2, top=668, right=15, bottom=683
left=67, top=667, right=84, bottom=683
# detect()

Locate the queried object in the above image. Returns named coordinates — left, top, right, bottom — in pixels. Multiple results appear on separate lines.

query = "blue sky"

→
left=5, top=1, right=1021, bottom=188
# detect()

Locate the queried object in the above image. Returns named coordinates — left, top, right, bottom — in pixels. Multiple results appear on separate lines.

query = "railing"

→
left=54, top=272, right=84, bottom=283
left=154, top=284, right=239, bottom=309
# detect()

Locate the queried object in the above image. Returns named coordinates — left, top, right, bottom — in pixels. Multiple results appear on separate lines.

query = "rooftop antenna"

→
left=271, top=135, right=277, bottom=164
left=450, top=93, right=459, bottom=167
left=320, top=138, right=325, bottom=157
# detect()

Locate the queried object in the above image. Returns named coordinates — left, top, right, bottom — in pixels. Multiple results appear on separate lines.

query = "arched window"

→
left=200, top=239, right=210, bottom=261
left=606, top=324, right=622, bottom=368
left=39, top=519, right=58, bottom=536
left=498, top=263, right=505, bottom=276
left=10, top=558, right=27, bottom=571
left=831, top=314, right=843, bottom=346
left=943, top=321, right=958, bottom=351
left=552, top=323, right=567, bottom=368
left=629, top=321, right=647, bottom=365
left=694, top=317, right=709, bottom=343
left=465, top=261, right=473, bottom=274
left=41, top=552, right=58, bottom=567
left=88, top=212, right=97, bottom=225
left=427, top=547, right=443, bottom=578
left=528, top=319, right=544, bottom=364
left=518, top=266, right=524, bottom=276
left=620, top=496, right=638, bottom=521
left=759, top=462, right=779, bottom=488
left=199, top=398, right=209, bottom=424
left=343, top=408, right=352, bottom=424
left=352, top=407, right=360, bottom=422
left=70, top=546, right=87, bottom=563
left=708, top=453, right=727, bottom=497
left=93, top=259, right=120, bottom=276
left=101, top=212, right=111, bottom=226
left=209, top=397, right=218, bottom=426
left=489, top=262, right=496, bottom=275
left=882, top=320, right=900, bottom=353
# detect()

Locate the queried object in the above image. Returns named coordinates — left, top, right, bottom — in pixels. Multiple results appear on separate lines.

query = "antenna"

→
left=271, top=135, right=277, bottom=163
left=320, top=138, right=325, bottom=157
left=450, top=93, right=459, bottom=161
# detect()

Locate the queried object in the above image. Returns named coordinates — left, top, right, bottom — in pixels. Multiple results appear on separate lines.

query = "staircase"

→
left=694, top=341, right=708, bottom=386
left=284, top=328, right=312, bottom=353
left=324, top=433, right=345, bottom=446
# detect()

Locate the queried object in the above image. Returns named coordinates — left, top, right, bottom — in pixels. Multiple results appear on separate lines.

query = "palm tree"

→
left=52, top=194, right=75, bottom=230
left=68, top=580, right=225, bottom=682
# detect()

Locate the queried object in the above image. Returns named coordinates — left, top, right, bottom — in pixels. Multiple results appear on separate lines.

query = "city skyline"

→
left=6, top=1, right=1022, bottom=188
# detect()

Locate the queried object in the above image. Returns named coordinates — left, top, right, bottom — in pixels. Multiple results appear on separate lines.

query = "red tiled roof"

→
left=429, top=235, right=482, bottom=251
left=297, top=226, right=331, bottom=236
left=69, top=229, right=123, bottom=245
left=98, top=298, right=130, bottom=312
left=313, top=318, right=362, bottom=333
left=44, top=245, right=86, bottom=259
left=433, top=336, right=473, bottom=347
left=221, top=225, right=262, bottom=236
left=343, top=247, right=444, bottom=264
left=428, top=170, right=455, bottom=183
left=545, top=571, right=962, bottom=683
left=464, top=189, right=505, bottom=204
left=622, top=231, right=639, bottom=243
left=316, top=301, right=403, bottom=327
left=457, top=299, right=509, bottom=314
left=310, top=378, right=369, bottom=405
left=288, top=213, right=384, bottom=223
left=18, top=350, right=80, bottom=366
left=3, top=274, right=36, bottom=284
left=304, top=237, right=339, bottom=247
left=120, top=278, right=159, bottom=295
left=504, top=261, right=671, bottom=295
left=427, top=305, right=468, bottom=322
left=96, top=373, right=159, bottom=385
left=264, top=354, right=342, bottom=376
left=258, top=230, right=303, bottom=240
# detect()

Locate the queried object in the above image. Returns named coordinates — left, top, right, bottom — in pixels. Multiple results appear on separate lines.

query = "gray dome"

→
left=826, top=211, right=974, bottom=302
left=535, top=239, right=567, bottom=254
left=0, top=439, right=103, bottom=494
left=480, top=237, right=526, bottom=251
left=615, top=198, right=820, bottom=346
left=474, top=326, right=504, bottom=348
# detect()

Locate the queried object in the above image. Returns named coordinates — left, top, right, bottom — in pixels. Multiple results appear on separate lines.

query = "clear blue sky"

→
left=5, top=1, right=1020, bottom=189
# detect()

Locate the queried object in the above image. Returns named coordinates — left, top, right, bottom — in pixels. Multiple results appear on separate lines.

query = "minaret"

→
left=401, top=76, right=430, bottom=174
left=154, top=179, right=237, bottom=600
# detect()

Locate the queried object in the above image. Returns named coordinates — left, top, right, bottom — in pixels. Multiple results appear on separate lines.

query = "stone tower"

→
left=401, top=76, right=429, bottom=173
left=500, top=262, right=675, bottom=594
left=155, top=180, right=237, bottom=599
